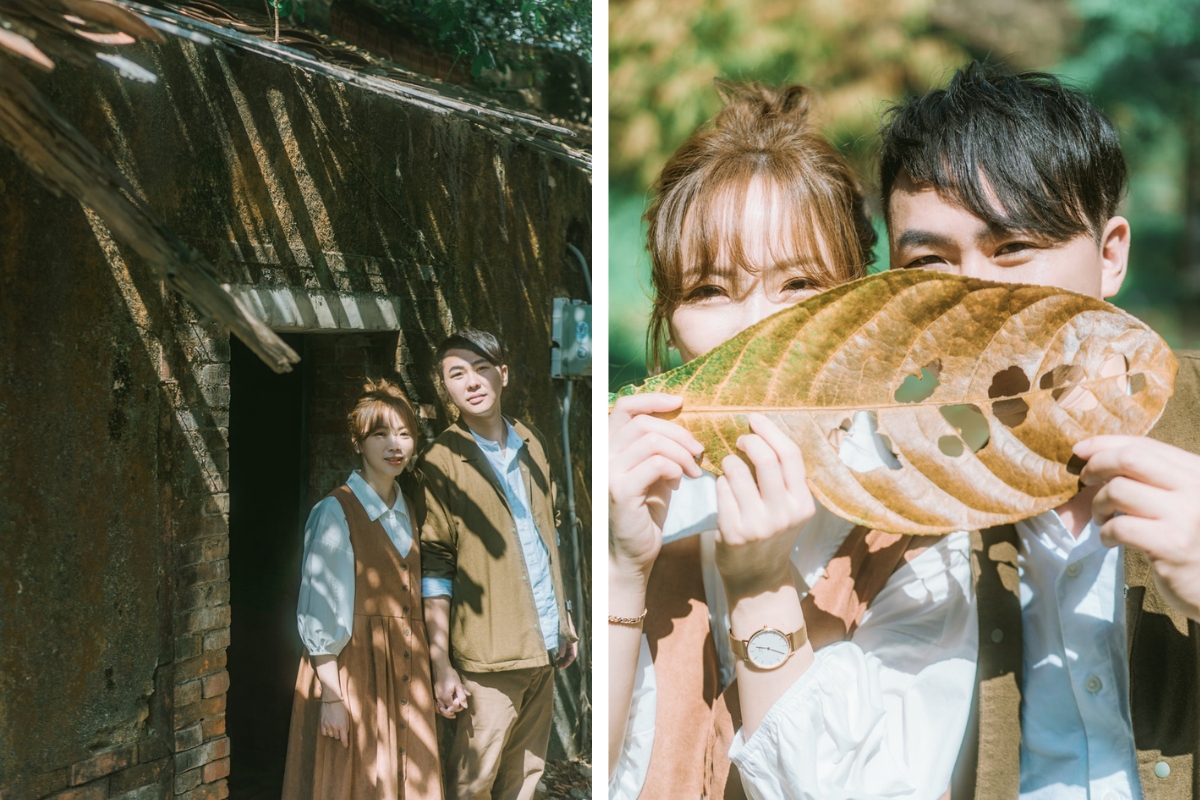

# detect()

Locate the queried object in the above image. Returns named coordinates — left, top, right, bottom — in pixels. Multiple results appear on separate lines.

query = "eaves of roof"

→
left=124, top=0, right=592, bottom=172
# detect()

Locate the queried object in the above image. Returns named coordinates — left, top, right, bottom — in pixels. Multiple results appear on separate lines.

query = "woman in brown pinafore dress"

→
left=283, top=380, right=443, bottom=800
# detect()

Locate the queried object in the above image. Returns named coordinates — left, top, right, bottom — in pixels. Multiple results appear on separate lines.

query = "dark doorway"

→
left=227, top=333, right=310, bottom=799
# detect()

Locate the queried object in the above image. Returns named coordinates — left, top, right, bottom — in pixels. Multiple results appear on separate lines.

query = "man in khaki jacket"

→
left=880, top=62, right=1200, bottom=799
left=419, top=327, right=576, bottom=800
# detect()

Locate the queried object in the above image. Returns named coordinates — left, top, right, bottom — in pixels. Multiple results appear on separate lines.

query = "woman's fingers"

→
left=715, top=473, right=742, bottom=542
left=737, top=430, right=787, bottom=506
left=748, top=413, right=806, bottom=491
left=609, top=392, right=684, bottom=424
left=610, top=430, right=701, bottom=485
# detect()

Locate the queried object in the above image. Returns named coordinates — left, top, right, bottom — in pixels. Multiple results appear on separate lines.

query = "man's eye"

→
left=903, top=255, right=945, bottom=269
left=996, top=242, right=1035, bottom=257
left=682, top=285, right=726, bottom=302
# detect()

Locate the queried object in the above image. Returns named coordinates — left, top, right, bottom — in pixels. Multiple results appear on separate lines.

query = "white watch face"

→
left=747, top=629, right=790, bottom=669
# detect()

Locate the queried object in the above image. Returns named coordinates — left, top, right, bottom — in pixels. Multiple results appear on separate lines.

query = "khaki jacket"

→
left=418, top=417, right=575, bottom=673
left=954, top=351, right=1200, bottom=800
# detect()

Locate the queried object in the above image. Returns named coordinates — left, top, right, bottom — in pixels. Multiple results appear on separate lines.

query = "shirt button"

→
left=1066, top=562, right=1081, bottom=578
left=403, top=605, right=410, bottom=614
left=1085, top=675, right=1103, bottom=693
left=991, top=628, right=1004, bottom=643
left=404, top=651, right=410, bottom=658
left=1155, top=761, right=1171, bottom=778
left=403, top=675, right=410, bottom=682
left=401, top=563, right=409, bottom=570
left=404, top=629, right=410, bottom=636
left=400, top=722, right=407, bottom=730
left=400, top=698, right=408, bottom=706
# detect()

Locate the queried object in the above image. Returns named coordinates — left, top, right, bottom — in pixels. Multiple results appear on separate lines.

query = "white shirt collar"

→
left=347, top=470, right=408, bottom=523
left=468, top=420, right=524, bottom=458
left=1017, top=508, right=1104, bottom=563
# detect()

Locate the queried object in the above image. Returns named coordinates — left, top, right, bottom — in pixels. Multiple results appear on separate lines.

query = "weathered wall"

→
left=0, top=26, right=589, bottom=800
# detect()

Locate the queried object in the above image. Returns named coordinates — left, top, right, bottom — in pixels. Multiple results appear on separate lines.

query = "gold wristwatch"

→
left=729, top=625, right=807, bottom=670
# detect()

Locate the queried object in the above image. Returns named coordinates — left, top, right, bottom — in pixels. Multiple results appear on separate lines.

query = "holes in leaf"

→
left=992, top=398, right=1030, bottom=429
left=989, top=366, right=1030, bottom=428
left=1039, top=364, right=1085, bottom=391
left=827, top=417, right=852, bottom=449
left=940, top=403, right=990, bottom=454
left=1130, top=373, right=1147, bottom=394
left=938, top=435, right=965, bottom=457
left=837, top=411, right=902, bottom=473
left=895, top=359, right=942, bottom=404
left=989, top=365, right=1030, bottom=399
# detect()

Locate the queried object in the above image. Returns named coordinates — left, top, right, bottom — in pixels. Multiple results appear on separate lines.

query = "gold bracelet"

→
left=608, top=609, right=648, bottom=626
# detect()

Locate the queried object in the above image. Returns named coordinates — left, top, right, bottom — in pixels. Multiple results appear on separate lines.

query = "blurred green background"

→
left=609, top=0, right=1200, bottom=391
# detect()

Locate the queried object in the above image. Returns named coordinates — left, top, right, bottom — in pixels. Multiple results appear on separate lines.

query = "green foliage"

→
left=366, top=0, right=591, bottom=81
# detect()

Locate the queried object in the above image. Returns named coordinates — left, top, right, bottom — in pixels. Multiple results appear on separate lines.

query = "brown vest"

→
left=954, top=351, right=1200, bottom=800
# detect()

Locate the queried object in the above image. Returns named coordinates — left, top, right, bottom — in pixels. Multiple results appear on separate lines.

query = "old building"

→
left=0, top=6, right=591, bottom=798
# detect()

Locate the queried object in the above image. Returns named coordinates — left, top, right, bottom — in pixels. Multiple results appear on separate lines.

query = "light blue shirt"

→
left=421, top=421, right=560, bottom=652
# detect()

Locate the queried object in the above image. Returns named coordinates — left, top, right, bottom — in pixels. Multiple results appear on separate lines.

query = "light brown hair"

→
left=645, top=81, right=876, bottom=372
left=347, top=378, right=420, bottom=448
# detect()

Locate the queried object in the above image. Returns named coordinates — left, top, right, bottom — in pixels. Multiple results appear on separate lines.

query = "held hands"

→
left=715, top=413, right=815, bottom=600
left=433, top=662, right=471, bottom=719
left=609, top=393, right=704, bottom=580
left=319, top=697, right=350, bottom=748
left=1076, top=435, right=1200, bottom=621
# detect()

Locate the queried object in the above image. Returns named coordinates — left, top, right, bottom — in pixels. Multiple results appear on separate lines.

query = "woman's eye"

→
left=682, top=284, right=726, bottom=302
left=783, top=277, right=816, bottom=292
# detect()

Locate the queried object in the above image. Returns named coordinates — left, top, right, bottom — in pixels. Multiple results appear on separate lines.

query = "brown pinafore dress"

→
left=282, top=485, right=443, bottom=800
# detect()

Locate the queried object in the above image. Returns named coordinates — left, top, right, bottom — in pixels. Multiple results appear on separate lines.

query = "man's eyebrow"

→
left=895, top=229, right=955, bottom=250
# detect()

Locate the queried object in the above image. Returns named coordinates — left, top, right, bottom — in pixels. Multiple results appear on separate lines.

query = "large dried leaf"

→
left=614, top=270, right=1177, bottom=535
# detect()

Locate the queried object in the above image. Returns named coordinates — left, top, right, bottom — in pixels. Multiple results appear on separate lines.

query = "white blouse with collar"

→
left=295, top=471, right=413, bottom=657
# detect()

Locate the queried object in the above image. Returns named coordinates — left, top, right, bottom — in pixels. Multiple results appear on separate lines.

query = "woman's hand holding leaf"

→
left=715, top=413, right=815, bottom=601
left=608, top=393, right=704, bottom=582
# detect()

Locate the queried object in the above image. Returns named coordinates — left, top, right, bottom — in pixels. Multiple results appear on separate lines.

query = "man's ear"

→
left=500, top=364, right=509, bottom=387
left=1099, top=216, right=1130, bottom=299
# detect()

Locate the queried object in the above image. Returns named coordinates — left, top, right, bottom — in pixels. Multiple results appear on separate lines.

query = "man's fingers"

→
left=1098, top=512, right=1160, bottom=553
left=618, top=455, right=685, bottom=501
left=1092, top=476, right=1172, bottom=524
left=1077, top=437, right=1200, bottom=491
left=340, top=725, right=348, bottom=748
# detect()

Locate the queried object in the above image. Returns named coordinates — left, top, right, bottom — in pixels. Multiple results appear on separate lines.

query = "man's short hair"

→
left=436, top=327, right=506, bottom=368
left=879, top=61, right=1127, bottom=242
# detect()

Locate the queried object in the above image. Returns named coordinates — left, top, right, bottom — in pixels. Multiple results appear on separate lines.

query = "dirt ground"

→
left=539, top=759, right=593, bottom=799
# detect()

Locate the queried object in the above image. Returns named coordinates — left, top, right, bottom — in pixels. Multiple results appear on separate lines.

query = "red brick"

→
left=202, top=628, right=230, bottom=652
left=173, top=695, right=225, bottom=730
left=176, top=634, right=202, bottom=661
left=70, top=745, right=134, bottom=785
left=175, top=722, right=203, bottom=753
left=180, top=581, right=230, bottom=612
left=180, top=604, right=231, bottom=635
left=47, top=782, right=106, bottom=800
left=215, top=779, right=229, bottom=800
left=202, top=758, right=230, bottom=783
left=201, top=713, right=226, bottom=739
left=174, top=679, right=202, bottom=707
left=173, top=768, right=202, bottom=795
left=179, top=537, right=229, bottom=567
left=107, top=757, right=168, bottom=796
left=178, top=560, right=229, bottom=589
left=202, top=671, right=230, bottom=698
left=176, top=651, right=227, bottom=682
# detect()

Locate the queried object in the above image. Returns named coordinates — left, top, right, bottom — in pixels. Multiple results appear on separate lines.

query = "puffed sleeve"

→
left=296, top=496, right=355, bottom=656
left=729, top=530, right=978, bottom=800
